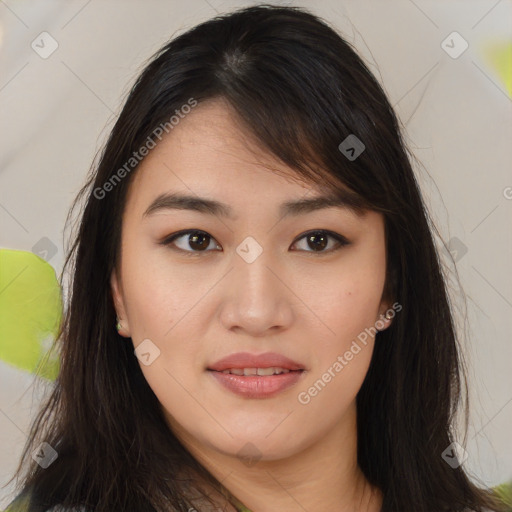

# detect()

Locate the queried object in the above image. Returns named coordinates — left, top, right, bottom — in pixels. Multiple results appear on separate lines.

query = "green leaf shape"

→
left=0, top=249, right=62, bottom=380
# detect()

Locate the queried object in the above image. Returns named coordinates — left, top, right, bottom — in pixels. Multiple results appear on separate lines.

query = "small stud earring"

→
left=378, top=311, right=393, bottom=324
left=116, top=318, right=122, bottom=332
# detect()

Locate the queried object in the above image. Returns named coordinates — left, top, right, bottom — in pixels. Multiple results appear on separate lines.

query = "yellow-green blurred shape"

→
left=482, top=40, right=512, bottom=96
left=494, top=481, right=512, bottom=511
left=0, top=249, right=62, bottom=380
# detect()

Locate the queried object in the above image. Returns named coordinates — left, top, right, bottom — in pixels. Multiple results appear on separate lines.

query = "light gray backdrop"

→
left=1, top=0, right=511, bottom=508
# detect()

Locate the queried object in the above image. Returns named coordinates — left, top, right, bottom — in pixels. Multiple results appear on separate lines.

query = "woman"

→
left=4, top=4, right=508, bottom=512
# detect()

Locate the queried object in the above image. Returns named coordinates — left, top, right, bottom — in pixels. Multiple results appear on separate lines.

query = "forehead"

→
left=124, top=99, right=365, bottom=219
left=139, top=99, right=306, bottom=179
left=125, top=101, right=304, bottom=199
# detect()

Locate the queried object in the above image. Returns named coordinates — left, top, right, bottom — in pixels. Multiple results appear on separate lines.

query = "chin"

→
left=206, top=429, right=305, bottom=463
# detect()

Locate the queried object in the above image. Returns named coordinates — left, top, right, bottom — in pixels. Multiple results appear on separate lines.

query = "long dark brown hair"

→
left=6, top=4, right=506, bottom=511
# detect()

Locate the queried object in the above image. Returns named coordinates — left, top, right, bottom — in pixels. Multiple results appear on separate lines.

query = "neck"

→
left=170, top=401, right=383, bottom=512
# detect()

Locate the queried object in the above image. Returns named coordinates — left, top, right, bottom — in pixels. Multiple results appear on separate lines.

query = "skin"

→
left=111, top=98, right=392, bottom=512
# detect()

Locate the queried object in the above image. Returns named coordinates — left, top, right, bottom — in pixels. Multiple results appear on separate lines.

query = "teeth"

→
left=220, top=367, right=291, bottom=376
left=257, top=367, right=279, bottom=376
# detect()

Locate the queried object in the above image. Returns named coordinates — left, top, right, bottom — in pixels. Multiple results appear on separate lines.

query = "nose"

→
left=218, top=248, right=295, bottom=337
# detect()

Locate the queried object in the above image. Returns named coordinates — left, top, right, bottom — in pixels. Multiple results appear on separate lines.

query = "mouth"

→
left=207, top=351, right=305, bottom=372
left=214, top=367, right=299, bottom=376
left=207, top=352, right=306, bottom=398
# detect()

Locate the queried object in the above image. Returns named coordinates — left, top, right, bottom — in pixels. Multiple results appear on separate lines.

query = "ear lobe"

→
left=377, top=300, right=394, bottom=331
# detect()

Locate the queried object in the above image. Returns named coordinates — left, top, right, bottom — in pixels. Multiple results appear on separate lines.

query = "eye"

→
left=159, top=229, right=349, bottom=255
left=291, top=230, right=350, bottom=254
left=159, top=230, right=221, bottom=255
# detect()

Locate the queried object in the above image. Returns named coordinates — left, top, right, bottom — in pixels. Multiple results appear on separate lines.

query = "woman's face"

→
left=111, top=98, right=392, bottom=462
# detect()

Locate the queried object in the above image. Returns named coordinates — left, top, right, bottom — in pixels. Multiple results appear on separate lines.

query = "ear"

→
left=376, top=298, right=395, bottom=332
left=110, top=270, right=131, bottom=337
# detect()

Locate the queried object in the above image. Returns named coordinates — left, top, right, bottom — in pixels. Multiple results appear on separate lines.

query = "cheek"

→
left=299, top=255, right=386, bottom=351
left=296, top=298, right=377, bottom=426
left=120, top=246, right=197, bottom=339
left=294, top=250, right=385, bottom=404
left=120, top=248, right=211, bottom=387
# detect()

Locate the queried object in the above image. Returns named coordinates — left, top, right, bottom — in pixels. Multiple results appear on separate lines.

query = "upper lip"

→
left=208, top=352, right=305, bottom=372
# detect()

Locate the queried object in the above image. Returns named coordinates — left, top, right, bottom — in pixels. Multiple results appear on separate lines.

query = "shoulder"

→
left=45, top=507, right=90, bottom=512
left=39, top=505, right=89, bottom=512
left=3, top=492, right=89, bottom=512
left=3, top=492, right=30, bottom=512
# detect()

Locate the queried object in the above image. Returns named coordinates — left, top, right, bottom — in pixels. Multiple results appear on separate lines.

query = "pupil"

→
left=308, top=232, right=327, bottom=251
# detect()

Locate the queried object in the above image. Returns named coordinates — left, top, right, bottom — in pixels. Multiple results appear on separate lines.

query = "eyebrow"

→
left=142, top=190, right=367, bottom=220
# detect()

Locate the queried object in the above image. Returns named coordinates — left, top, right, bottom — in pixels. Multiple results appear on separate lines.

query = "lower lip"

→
left=208, top=370, right=305, bottom=398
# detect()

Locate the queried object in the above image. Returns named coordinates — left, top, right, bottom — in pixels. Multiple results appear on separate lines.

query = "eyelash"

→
left=159, top=229, right=350, bottom=257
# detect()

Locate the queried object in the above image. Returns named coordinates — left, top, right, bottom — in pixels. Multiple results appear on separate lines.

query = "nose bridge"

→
left=236, top=249, right=277, bottom=298
left=220, top=237, right=293, bottom=334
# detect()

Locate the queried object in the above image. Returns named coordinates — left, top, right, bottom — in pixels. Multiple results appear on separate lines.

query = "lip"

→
left=207, top=352, right=306, bottom=399
left=209, top=370, right=305, bottom=399
left=207, top=352, right=305, bottom=372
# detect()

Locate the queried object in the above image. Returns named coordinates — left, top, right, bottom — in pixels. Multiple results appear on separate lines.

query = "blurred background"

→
left=0, top=0, right=511, bottom=508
